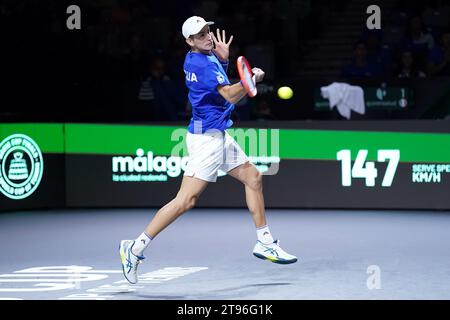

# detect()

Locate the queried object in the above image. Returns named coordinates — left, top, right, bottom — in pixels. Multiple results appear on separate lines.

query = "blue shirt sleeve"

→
left=219, top=60, right=229, bottom=72
left=203, top=61, right=230, bottom=90
left=213, top=53, right=229, bottom=72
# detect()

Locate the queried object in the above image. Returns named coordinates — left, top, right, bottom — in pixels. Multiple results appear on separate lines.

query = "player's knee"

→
left=180, top=194, right=198, bottom=212
left=248, top=171, right=262, bottom=191
left=187, top=195, right=198, bottom=210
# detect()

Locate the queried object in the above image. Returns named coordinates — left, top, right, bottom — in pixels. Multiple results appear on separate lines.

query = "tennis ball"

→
left=277, top=86, right=293, bottom=99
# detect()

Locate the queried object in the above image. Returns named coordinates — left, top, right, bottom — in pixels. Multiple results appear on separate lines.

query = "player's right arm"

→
left=218, top=68, right=265, bottom=104
left=217, top=82, right=247, bottom=104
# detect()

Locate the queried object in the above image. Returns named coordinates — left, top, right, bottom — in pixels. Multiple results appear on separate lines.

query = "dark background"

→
left=1, top=0, right=450, bottom=122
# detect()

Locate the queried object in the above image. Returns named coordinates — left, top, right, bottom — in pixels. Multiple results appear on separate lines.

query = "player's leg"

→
left=144, top=175, right=208, bottom=238
left=227, top=162, right=297, bottom=264
left=119, top=175, right=208, bottom=283
left=131, top=175, right=208, bottom=256
left=227, top=161, right=266, bottom=228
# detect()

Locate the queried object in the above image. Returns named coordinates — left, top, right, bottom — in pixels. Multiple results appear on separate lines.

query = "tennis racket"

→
left=237, top=56, right=257, bottom=97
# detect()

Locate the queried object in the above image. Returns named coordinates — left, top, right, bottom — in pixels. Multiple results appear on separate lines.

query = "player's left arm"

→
left=210, top=29, right=233, bottom=67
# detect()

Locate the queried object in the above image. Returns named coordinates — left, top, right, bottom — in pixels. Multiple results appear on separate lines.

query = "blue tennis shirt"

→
left=184, top=51, right=234, bottom=134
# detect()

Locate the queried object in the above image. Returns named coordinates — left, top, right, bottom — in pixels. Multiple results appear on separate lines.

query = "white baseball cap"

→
left=182, top=16, right=214, bottom=39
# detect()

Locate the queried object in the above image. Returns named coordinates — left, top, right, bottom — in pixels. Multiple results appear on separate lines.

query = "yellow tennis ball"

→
left=277, top=86, right=293, bottom=99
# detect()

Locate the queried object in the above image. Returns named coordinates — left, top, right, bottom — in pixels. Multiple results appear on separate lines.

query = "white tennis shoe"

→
left=253, top=239, right=297, bottom=264
left=119, top=240, right=145, bottom=284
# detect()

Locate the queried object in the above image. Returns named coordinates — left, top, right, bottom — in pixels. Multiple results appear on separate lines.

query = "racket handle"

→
left=252, top=74, right=256, bottom=85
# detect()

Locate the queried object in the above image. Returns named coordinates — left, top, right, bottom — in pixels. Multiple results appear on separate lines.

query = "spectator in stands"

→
left=122, top=33, right=148, bottom=80
left=365, top=31, right=392, bottom=76
left=397, top=49, right=426, bottom=78
left=342, top=41, right=383, bottom=78
left=138, top=56, right=170, bottom=100
left=167, top=33, right=189, bottom=80
left=402, top=15, right=435, bottom=67
left=137, top=56, right=182, bottom=120
left=427, top=29, right=450, bottom=76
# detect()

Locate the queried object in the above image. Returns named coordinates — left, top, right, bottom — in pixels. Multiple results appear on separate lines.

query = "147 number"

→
left=337, top=150, right=400, bottom=187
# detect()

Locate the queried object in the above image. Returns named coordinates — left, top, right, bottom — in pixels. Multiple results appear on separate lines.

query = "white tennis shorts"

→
left=184, top=130, right=249, bottom=182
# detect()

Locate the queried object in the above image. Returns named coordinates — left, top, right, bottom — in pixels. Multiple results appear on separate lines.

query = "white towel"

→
left=320, top=82, right=365, bottom=119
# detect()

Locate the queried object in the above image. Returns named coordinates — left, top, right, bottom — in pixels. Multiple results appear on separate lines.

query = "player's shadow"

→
left=135, top=282, right=293, bottom=299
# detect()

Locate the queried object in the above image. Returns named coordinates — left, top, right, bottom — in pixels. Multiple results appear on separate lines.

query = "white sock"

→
left=256, top=225, right=274, bottom=244
left=132, top=232, right=152, bottom=256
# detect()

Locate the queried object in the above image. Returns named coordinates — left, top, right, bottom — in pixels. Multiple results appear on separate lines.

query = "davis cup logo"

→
left=0, top=134, right=44, bottom=200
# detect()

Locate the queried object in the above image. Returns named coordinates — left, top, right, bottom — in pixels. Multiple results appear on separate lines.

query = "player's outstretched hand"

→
left=252, top=67, right=265, bottom=83
left=210, top=28, right=233, bottom=61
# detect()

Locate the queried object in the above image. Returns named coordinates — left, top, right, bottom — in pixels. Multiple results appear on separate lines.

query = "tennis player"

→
left=119, top=16, right=297, bottom=284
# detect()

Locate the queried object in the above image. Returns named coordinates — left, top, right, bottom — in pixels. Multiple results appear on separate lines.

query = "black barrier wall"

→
left=1, top=121, right=449, bottom=211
